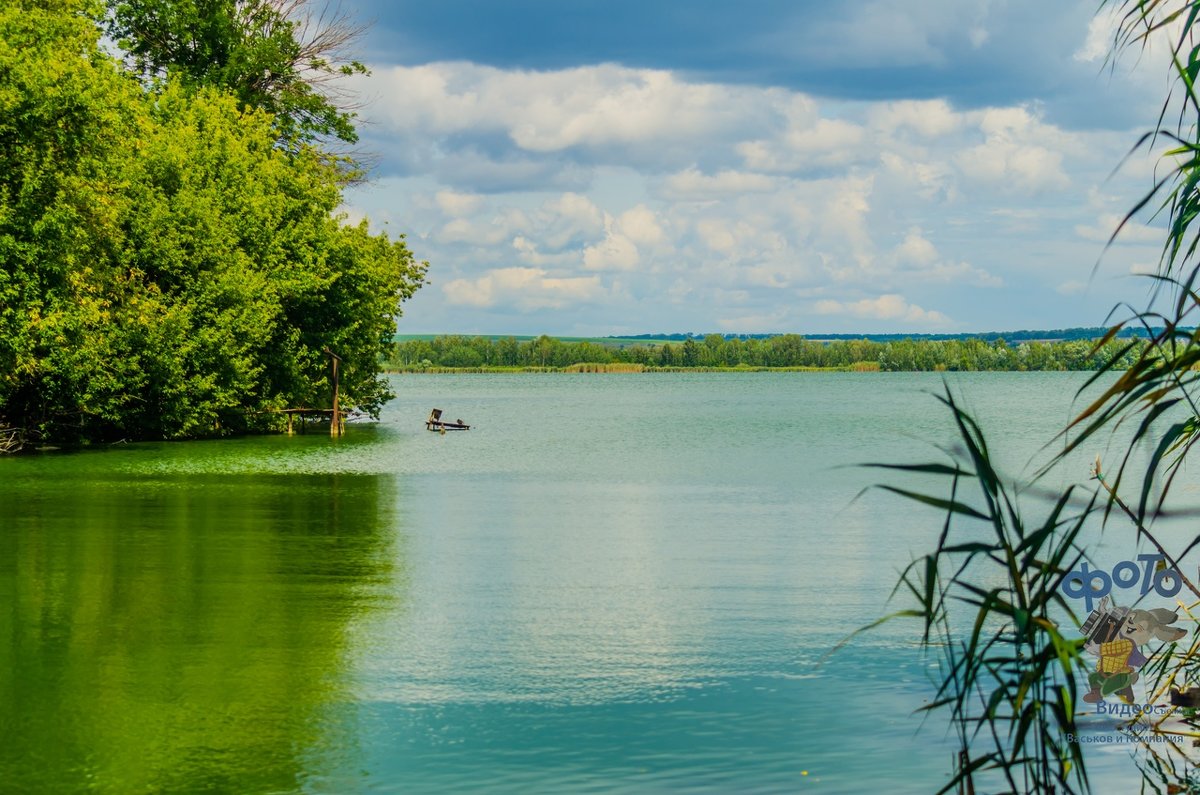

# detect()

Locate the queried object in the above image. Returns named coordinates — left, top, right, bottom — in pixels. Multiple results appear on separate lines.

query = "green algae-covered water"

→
left=0, top=373, right=1164, bottom=792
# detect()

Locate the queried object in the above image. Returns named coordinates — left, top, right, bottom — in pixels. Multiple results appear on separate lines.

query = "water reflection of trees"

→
left=0, top=472, right=402, bottom=793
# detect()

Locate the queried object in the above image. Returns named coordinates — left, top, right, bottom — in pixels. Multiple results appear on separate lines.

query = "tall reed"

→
left=864, top=387, right=1093, bottom=794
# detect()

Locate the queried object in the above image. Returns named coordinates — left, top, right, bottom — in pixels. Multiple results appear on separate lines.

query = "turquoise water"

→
left=0, top=373, right=1170, bottom=792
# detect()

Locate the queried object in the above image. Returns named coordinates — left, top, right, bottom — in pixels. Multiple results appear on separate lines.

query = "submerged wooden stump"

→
left=0, top=427, right=25, bottom=454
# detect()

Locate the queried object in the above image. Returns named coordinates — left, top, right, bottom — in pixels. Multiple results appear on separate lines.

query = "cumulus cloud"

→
left=442, top=267, right=602, bottom=310
left=738, top=118, right=867, bottom=173
left=1074, top=7, right=1119, bottom=64
left=893, top=227, right=938, bottom=266
left=813, top=294, right=952, bottom=326
left=343, top=55, right=1153, bottom=333
left=512, top=235, right=580, bottom=268
left=435, top=215, right=512, bottom=247
left=659, top=168, right=776, bottom=199
left=429, top=192, right=605, bottom=254
left=435, top=190, right=484, bottom=217
left=879, top=152, right=958, bottom=202
left=360, top=62, right=781, bottom=164
left=889, top=228, right=1002, bottom=287
left=1075, top=213, right=1161, bottom=244
left=954, top=106, right=1072, bottom=193
left=614, top=205, right=666, bottom=246
left=820, top=177, right=876, bottom=275
left=533, top=192, right=605, bottom=250
left=583, top=230, right=639, bottom=271
left=716, top=308, right=793, bottom=333
left=869, top=99, right=965, bottom=138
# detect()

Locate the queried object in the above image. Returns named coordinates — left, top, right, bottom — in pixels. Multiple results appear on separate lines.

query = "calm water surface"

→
left=0, top=373, right=1170, bottom=792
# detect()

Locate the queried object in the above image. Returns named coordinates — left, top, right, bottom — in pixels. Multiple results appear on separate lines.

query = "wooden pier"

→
left=275, top=408, right=346, bottom=436
left=426, top=409, right=470, bottom=432
left=273, top=347, right=349, bottom=436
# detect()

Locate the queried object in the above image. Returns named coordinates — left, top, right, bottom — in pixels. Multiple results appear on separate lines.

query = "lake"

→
left=0, top=372, right=1176, bottom=792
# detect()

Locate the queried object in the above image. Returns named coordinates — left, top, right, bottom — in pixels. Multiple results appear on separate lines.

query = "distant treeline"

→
left=615, top=327, right=1172, bottom=343
left=385, top=334, right=1146, bottom=372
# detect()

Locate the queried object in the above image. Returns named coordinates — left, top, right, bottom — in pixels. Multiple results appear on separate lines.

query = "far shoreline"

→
left=383, top=364, right=1117, bottom=374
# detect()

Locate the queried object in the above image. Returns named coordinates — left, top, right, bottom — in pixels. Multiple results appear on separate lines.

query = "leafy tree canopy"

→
left=0, top=0, right=426, bottom=443
left=104, top=0, right=367, bottom=145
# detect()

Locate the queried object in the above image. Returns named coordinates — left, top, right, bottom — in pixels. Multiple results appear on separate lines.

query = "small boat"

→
left=426, top=408, right=470, bottom=431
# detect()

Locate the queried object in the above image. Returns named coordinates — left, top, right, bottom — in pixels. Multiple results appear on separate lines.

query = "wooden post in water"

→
left=324, top=347, right=343, bottom=437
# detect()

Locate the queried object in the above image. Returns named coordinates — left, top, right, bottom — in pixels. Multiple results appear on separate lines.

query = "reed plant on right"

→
left=867, top=387, right=1094, bottom=794
left=871, top=3, right=1200, bottom=790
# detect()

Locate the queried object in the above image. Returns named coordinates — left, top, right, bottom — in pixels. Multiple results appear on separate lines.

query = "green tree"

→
left=494, top=336, right=519, bottom=366
left=680, top=337, right=699, bottom=367
left=441, top=345, right=483, bottom=368
left=528, top=334, right=556, bottom=367
left=0, top=1, right=425, bottom=441
left=105, top=0, right=368, bottom=146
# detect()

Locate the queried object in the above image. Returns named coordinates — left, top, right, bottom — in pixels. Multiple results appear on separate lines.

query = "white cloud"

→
left=429, top=192, right=605, bottom=254
left=345, top=57, right=1155, bottom=333
left=955, top=107, right=1072, bottom=193
left=1075, top=213, right=1161, bottom=244
left=533, top=192, right=605, bottom=250
left=814, top=294, right=952, bottom=325
left=821, top=176, right=875, bottom=274
left=869, top=99, right=964, bottom=138
left=435, top=190, right=484, bottom=217
left=511, top=235, right=580, bottom=268
left=1074, top=7, right=1119, bottom=64
left=893, top=227, right=939, bottom=266
left=615, top=205, right=666, bottom=246
left=879, top=153, right=957, bottom=202
left=442, top=267, right=602, bottom=310
left=583, top=227, right=640, bottom=271
left=660, top=168, right=776, bottom=199
left=738, top=118, right=867, bottom=173
left=435, top=216, right=512, bottom=246
left=695, top=218, right=739, bottom=255
left=716, top=309, right=792, bottom=332
left=888, top=228, right=1002, bottom=287
left=361, top=62, right=780, bottom=158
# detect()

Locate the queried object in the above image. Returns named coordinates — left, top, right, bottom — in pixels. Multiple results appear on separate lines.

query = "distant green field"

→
left=392, top=334, right=677, bottom=347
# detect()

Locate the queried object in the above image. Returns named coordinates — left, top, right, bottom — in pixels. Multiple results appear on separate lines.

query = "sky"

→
left=335, top=0, right=1179, bottom=335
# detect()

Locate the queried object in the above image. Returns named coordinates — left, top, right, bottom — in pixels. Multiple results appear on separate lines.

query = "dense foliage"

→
left=387, top=334, right=1145, bottom=372
left=0, top=0, right=425, bottom=443
left=105, top=0, right=367, bottom=146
